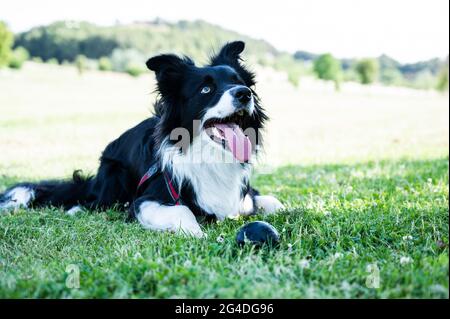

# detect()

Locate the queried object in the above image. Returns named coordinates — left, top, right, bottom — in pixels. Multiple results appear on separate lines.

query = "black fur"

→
left=0, top=41, right=268, bottom=221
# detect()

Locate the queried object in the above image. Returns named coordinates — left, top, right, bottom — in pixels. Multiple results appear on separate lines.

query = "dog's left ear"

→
left=210, top=41, right=256, bottom=87
left=211, top=41, right=245, bottom=65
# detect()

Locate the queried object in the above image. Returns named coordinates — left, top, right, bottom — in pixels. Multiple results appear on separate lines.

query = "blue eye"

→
left=200, top=86, right=211, bottom=94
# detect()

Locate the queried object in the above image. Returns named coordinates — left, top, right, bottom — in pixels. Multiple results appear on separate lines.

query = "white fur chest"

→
left=160, top=135, right=250, bottom=220
left=179, top=162, right=247, bottom=219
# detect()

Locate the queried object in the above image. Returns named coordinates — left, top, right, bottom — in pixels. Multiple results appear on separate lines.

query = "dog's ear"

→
left=146, top=54, right=192, bottom=81
left=210, top=41, right=256, bottom=87
left=146, top=54, right=193, bottom=97
left=210, top=41, right=245, bottom=65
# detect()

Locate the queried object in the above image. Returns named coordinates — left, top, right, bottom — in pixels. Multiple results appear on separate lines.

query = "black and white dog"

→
left=0, top=41, right=284, bottom=237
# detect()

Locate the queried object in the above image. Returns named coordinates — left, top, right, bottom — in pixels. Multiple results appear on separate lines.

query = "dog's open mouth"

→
left=203, top=110, right=252, bottom=162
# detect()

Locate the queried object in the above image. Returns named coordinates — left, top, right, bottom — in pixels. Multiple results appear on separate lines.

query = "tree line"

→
left=0, top=20, right=448, bottom=91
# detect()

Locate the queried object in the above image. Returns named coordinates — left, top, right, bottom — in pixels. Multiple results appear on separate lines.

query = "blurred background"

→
left=0, top=0, right=448, bottom=179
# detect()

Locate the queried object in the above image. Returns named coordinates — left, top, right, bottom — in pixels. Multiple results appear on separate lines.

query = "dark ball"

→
left=236, top=221, right=280, bottom=247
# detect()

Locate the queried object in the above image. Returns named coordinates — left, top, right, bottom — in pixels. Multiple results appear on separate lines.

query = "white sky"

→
left=1, top=0, right=448, bottom=63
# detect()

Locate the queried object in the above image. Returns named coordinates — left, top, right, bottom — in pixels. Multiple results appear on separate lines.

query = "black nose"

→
left=232, top=86, right=252, bottom=105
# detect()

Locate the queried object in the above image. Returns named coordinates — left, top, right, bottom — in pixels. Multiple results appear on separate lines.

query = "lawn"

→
left=0, top=63, right=448, bottom=298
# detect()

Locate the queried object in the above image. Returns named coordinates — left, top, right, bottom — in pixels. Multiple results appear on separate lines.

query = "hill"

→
left=14, top=19, right=279, bottom=64
left=12, top=19, right=448, bottom=90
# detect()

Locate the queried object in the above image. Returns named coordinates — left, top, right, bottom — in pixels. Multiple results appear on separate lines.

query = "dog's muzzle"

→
left=230, top=85, right=253, bottom=112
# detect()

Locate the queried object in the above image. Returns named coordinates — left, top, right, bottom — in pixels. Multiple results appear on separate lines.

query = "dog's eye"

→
left=200, top=86, right=211, bottom=94
left=232, top=75, right=245, bottom=85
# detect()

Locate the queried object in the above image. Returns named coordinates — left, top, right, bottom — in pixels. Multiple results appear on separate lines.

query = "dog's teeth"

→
left=212, top=127, right=222, bottom=138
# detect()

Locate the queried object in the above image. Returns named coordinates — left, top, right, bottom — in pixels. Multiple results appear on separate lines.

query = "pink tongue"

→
left=214, top=123, right=252, bottom=162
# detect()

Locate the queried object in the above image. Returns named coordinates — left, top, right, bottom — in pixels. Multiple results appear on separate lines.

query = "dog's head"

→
left=147, top=41, right=267, bottom=163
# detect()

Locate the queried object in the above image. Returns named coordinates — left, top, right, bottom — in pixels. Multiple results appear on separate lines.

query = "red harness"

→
left=137, top=165, right=180, bottom=205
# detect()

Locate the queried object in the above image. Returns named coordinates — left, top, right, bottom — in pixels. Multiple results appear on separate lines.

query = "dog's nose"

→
left=232, top=86, right=252, bottom=105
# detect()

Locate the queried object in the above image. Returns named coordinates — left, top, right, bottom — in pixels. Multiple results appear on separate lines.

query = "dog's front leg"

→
left=239, top=189, right=285, bottom=216
left=135, top=200, right=205, bottom=238
left=254, top=195, right=285, bottom=214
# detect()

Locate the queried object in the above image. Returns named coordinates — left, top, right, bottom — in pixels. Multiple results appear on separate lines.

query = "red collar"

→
left=137, top=165, right=181, bottom=205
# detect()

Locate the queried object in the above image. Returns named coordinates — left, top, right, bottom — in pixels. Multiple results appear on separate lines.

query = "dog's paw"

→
left=0, top=187, right=35, bottom=213
left=66, top=206, right=83, bottom=216
left=255, top=195, right=285, bottom=214
left=171, top=209, right=206, bottom=238
left=177, top=222, right=206, bottom=238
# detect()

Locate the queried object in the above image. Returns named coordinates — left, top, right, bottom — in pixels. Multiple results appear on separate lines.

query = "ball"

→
left=236, top=221, right=280, bottom=247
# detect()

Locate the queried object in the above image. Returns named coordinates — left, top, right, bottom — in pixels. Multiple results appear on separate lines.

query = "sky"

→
left=1, top=0, right=448, bottom=63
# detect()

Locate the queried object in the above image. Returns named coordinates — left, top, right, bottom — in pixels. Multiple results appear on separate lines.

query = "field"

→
left=0, top=63, right=448, bottom=298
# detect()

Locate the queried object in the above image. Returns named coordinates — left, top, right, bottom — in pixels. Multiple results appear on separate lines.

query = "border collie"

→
left=0, top=41, right=284, bottom=237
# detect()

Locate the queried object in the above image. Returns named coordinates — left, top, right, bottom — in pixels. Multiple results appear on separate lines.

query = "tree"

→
left=436, top=58, right=449, bottom=92
left=110, top=48, right=146, bottom=73
left=98, top=56, right=112, bottom=71
left=46, top=58, right=59, bottom=65
left=125, top=62, right=145, bottom=77
left=379, top=68, right=404, bottom=86
left=8, top=46, right=29, bottom=69
left=75, top=54, right=87, bottom=75
left=412, top=70, right=436, bottom=90
left=0, top=21, right=13, bottom=68
left=355, top=58, right=379, bottom=84
left=313, top=53, right=342, bottom=90
left=272, top=53, right=304, bottom=87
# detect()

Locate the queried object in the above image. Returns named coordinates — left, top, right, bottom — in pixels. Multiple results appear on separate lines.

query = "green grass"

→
left=0, top=157, right=448, bottom=298
left=0, top=64, right=448, bottom=298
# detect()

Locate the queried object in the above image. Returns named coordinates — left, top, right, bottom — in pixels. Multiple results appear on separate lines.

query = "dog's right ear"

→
left=146, top=54, right=192, bottom=80
left=146, top=54, right=193, bottom=97
left=146, top=54, right=183, bottom=77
